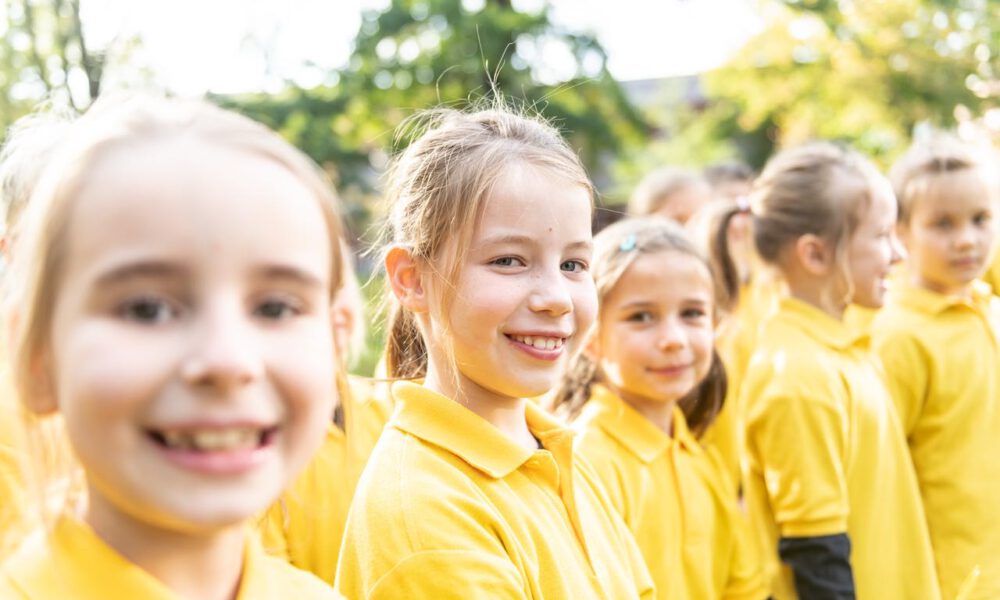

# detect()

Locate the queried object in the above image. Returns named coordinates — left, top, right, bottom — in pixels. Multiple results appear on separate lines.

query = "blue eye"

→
left=119, top=297, right=176, bottom=324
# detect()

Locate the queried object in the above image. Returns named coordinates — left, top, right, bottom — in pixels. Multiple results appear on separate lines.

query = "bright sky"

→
left=83, top=0, right=762, bottom=97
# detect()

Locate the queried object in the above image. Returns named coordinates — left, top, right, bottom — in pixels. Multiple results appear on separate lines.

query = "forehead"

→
left=607, top=250, right=713, bottom=305
left=62, top=137, right=332, bottom=279
left=912, top=169, right=997, bottom=214
left=475, top=162, right=591, bottom=237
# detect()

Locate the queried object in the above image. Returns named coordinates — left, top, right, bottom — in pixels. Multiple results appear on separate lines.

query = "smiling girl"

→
left=0, top=95, right=344, bottom=599
left=334, top=106, right=653, bottom=599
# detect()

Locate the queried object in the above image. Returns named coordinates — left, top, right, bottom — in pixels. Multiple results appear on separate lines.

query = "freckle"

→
left=548, top=227, right=553, bottom=232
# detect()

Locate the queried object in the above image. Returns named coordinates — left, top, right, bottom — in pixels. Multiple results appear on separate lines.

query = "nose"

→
left=955, top=222, right=977, bottom=249
left=181, top=302, right=263, bottom=393
left=890, top=232, right=906, bottom=265
left=656, top=317, right=686, bottom=351
left=526, top=263, right=573, bottom=317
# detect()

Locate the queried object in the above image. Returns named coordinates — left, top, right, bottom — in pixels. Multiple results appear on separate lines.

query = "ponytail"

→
left=678, top=349, right=728, bottom=438
left=707, top=204, right=745, bottom=314
left=548, top=351, right=599, bottom=421
left=385, top=305, right=427, bottom=379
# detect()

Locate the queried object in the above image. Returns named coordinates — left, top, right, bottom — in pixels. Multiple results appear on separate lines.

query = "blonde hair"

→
left=4, top=93, right=344, bottom=533
left=550, top=217, right=727, bottom=437
left=628, top=167, right=710, bottom=217
left=381, top=105, right=593, bottom=379
left=890, top=133, right=1000, bottom=224
left=719, top=142, right=883, bottom=308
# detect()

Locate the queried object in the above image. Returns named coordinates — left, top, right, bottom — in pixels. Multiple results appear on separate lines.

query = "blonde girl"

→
left=720, top=142, right=939, bottom=599
left=871, top=135, right=1000, bottom=599
left=628, top=166, right=712, bottom=225
left=335, top=106, right=653, bottom=599
left=550, top=216, right=767, bottom=599
left=0, top=94, right=344, bottom=599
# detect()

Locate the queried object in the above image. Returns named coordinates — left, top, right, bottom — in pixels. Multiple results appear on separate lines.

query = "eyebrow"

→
left=93, top=261, right=326, bottom=289
left=476, top=233, right=593, bottom=252
left=252, top=264, right=327, bottom=288
left=94, top=261, right=188, bottom=287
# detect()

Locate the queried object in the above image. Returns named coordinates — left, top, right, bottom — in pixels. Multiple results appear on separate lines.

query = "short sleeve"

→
left=367, top=549, right=526, bottom=600
left=745, top=390, right=849, bottom=537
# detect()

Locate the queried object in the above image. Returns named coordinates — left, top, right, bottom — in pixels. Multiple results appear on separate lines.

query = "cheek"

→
left=54, top=322, right=174, bottom=415
left=573, top=280, right=598, bottom=332
left=691, top=329, right=715, bottom=378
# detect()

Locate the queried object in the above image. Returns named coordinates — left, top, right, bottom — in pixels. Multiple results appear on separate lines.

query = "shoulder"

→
left=347, top=428, right=508, bottom=553
left=251, top=552, right=343, bottom=599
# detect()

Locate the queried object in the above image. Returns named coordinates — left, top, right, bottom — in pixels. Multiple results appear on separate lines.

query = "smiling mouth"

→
left=506, top=334, right=566, bottom=351
left=147, top=426, right=278, bottom=452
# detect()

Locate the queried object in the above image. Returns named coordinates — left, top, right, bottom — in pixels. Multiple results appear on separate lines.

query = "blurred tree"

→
left=217, top=0, right=650, bottom=236
left=697, top=0, right=999, bottom=166
left=0, top=0, right=109, bottom=126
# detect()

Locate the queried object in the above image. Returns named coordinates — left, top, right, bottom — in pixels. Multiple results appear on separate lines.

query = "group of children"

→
left=0, top=92, right=997, bottom=600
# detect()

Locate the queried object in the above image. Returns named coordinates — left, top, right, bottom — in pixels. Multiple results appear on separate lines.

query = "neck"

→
left=911, top=272, right=972, bottom=301
left=611, top=385, right=675, bottom=436
left=86, top=489, right=246, bottom=600
left=787, top=279, right=844, bottom=320
left=424, top=363, right=537, bottom=451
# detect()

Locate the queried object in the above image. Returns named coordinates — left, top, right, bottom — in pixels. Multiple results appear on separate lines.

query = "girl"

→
left=551, top=216, right=767, bottom=600
left=259, top=248, right=393, bottom=585
left=629, top=166, right=713, bottom=225
left=872, top=135, right=1000, bottom=599
left=0, top=95, right=344, bottom=599
left=335, top=106, right=654, bottom=599
left=718, top=142, right=939, bottom=599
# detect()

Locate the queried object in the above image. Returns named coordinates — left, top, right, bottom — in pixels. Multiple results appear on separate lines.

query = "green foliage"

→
left=698, top=0, right=999, bottom=165
left=0, top=0, right=110, bottom=127
left=219, top=0, right=648, bottom=220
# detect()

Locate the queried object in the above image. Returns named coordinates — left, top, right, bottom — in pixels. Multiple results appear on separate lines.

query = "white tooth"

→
left=191, top=430, right=225, bottom=450
left=532, top=338, right=547, bottom=349
left=523, top=336, right=534, bottom=346
left=545, top=338, right=555, bottom=350
left=554, top=338, right=563, bottom=348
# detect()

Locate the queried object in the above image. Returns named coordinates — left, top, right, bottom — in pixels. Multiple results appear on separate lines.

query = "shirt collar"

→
left=778, top=296, right=868, bottom=350
left=584, top=384, right=700, bottom=464
left=892, top=279, right=994, bottom=315
left=389, top=381, right=574, bottom=479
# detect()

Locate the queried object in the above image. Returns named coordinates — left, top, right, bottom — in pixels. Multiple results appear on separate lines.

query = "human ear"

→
left=793, top=234, right=832, bottom=276
left=385, top=245, right=428, bottom=313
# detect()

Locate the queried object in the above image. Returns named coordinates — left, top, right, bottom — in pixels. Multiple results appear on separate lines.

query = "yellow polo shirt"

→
left=0, top=516, right=340, bottom=599
left=259, top=375, right=391, bottom=584
left=574, top=384, right=766, bottom=600
left=981, top=249, right=1000, bottom=296
left=706, top=273, right=783, bottom=490
left=872, top=280, right=1000, bottom=600
left=0, top=389, right=29, bottom=562
left=335, top=381, right=655, bottom=600
left=741, top=297, right=939, bottom=600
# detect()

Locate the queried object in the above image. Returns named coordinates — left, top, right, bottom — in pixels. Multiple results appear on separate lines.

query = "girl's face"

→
left=595, top=250, right=715, bottom=408
left=842, top=180, right=902, bottom=308
left=431, top=162, right=596, bottom=402
left=899, top=172, right=996, bottom=297
left=42, top=138, right=337, bottom=532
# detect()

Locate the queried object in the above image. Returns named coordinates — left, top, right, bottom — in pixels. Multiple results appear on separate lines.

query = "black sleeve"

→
left=777, top=533, right=856, bottom=600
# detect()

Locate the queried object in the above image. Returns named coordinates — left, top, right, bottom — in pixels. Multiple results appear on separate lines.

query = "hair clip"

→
left=736, top=196, right=751, bottom=214
left=619, top=234, right=637, bottom=252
